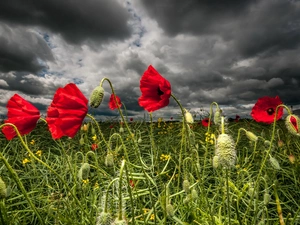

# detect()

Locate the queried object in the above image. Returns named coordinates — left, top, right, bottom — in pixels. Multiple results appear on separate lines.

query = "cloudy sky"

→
left=1, top=0, right=300, bottom=121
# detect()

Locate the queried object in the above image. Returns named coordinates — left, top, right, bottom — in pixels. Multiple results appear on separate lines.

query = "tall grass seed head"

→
left=245, top=131, right=258, bottom=142
left=78, top=163, right=90, bottom=181
left=285, top=114, right=300, bottom=136
left=89, top=86, right=104, bottom=108
left=105, top=152, right=114, bottom=167
left=191, top=189, right=198, bottom=200
left=184, top=109, right=194, bottom=124
left=0, top=177, right=7, bottom=199
left=215, top=134, right=236, bottom=168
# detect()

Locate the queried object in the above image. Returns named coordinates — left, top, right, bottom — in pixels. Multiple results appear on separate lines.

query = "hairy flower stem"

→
left=100, top=77, right=150, bottom=169
left=118, top=160, right=126, bottom=220
left=0, top=123, right=93, bottom=223
left=0, top=152, right=45, bottom=225
left=171, top=94, right=189, bottom=190
left=149, top=112, right=157, bottom=167
left=226, top=169, right=231, bottom=225
left=242, top=104, right=288, bottom=223
left=274, top=182, right=285, bottom=225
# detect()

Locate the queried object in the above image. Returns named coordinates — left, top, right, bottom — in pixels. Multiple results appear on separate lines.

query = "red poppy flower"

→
left=130, top=118, right=133, bottom=122
left=109, top=94, right=122, bottom=110
left=201, top=118, right=212, bottom=127
left=91, top=143, right=98, bottom=151
left=251, top=96, right=283, bottom=124
left=46, top=83, right=88, bottom=139
left=138, top=65, right=171, bottom=112
left=235, top=115, right=240, bottom=122
left=2, top=94, right=40, bottom=140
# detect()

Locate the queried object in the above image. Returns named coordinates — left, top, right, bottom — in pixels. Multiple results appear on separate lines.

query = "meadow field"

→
left=0, top=115, right=299, bottom=225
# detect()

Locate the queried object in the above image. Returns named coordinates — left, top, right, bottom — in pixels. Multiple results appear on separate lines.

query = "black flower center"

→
left=267, top=108, right=275, bottom=115
left=157, top=87, right=164, bottom=96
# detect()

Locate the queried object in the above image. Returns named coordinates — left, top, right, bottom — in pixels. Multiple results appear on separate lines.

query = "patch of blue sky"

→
left=72, top=78, right=84, bottom=85
left=42, top=33, right=56, bottom=49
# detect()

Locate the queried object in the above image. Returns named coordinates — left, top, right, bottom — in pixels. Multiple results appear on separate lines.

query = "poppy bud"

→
left=264, top=192, right=271, bottom=205
left=119, top=127, right=124, bottom=133
left=0, top=177, right=7, bottom=199
left=105, top=152, right=114, bottom=167
left=269, top=156, right=281, bottom=170
left=89, top=86, right=104, bottom=108
left=215, top=134, right=236, bottom=168
left=184, top=109, right=194, bottom=124
left=113, top=218, right=127, bottom=225
left=214, top=108, right=222, bottom=125
left=96, top=212, right=113, bottom=225
left=212, top=155, right=219, bottom=169
left=182, top=180, right=190, bottom=193
left=245, top=131, right=258, bottom=142
left=191, top=189, right=198, bottom=200
left=166, top=204, right=174, bottom=217
left=183, top=194, right=192, bottom=204
left=78, top=163, right=90, bottom=181
left=288, top=154, right=296, bottom=164
left=285, top=114, right=300, bottom=136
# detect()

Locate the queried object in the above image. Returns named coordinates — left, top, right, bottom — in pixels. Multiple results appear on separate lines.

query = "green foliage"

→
left=0, top=119, right=300, bottom=225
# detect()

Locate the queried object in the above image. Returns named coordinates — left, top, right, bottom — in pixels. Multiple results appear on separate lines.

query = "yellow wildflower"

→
left=92, top=135, right=97, bottom=141
left=82, top=179, right=89, bottom=184
left=36, top=150, right=42, bottom=157
left=160, top=154, right=171, bottom=161
left=22, top=158, right=30, bottom=165
left=150, top=214, right=155, bottom=221
left=30, top=140, right=35, bottom=145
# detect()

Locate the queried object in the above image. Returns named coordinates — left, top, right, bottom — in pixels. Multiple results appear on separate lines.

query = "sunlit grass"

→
left=0, top=117, right=299, bottom=225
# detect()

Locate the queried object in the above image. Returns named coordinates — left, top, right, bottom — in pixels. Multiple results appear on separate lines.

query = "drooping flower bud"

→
left=78, top=163, right=90, bottom=181
left=89, top=86, right=104, bottom=108
left=288, top=154, right=296, bottom=164
left=166, top=204, right=175, bottom=217
left=214, top=108, right=222, bottom=125
left=184, top=109, right=194, bottom=124
left=269, top=156, right=281, bottom=170
left=245, top=131, right=258, bottom=142
left=285, top=114, right=300, bottom=136
left=215, top=134, right=236, bottom=168
left=182, top=180, right=190, bottom=193
left=105, top=152, right=114, bottom=167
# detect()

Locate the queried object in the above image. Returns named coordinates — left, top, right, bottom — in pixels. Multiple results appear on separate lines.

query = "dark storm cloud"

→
left=0, top=0, right=132, bottom=44
left=138, top=0, right=300, bottom=109
left=0, top=23, right=53, bottom=73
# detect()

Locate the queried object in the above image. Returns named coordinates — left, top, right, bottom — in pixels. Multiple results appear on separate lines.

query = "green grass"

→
left=0, top=118, right=300, bottom=225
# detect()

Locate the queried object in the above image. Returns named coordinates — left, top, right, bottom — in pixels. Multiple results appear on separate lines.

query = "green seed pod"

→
left=215, top=134, right=236, bottom=168
left=78, top=163, right=90, bottom=181
left=79, top=136, right=85, bottom=145
left=0, top=177, right=7, bottom=199
left=89, top=86, right=104, bottom=108
left=269, top=156, right=281, bottom=170
left=245, top=131, right=258, bottom=142
left=182, top=180, right=190, bottom=193
left=166, top=204, right=175, bottom=217
left=285, top=114, right=300, bottom=136
left=105, top=152, right=114, bottom=167
left=96, top=212, right=113, bottom=225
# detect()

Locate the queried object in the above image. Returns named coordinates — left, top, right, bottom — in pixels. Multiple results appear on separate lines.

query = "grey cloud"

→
left=0, top=23, right=53, bottom=73
left=0, top=0, right=132, bottom=44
